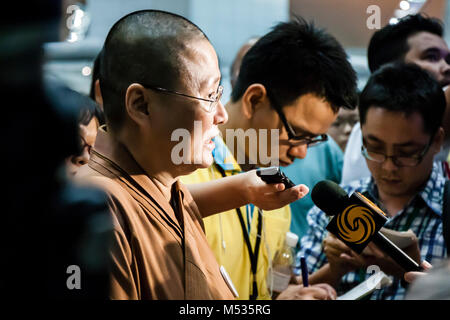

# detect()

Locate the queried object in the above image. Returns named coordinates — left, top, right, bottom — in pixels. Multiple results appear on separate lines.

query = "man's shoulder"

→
left=74, top=164, right=132, bottom=205
left=341, top=177, right=372, bottom=193
left=420, top=163, right=447, bottom=215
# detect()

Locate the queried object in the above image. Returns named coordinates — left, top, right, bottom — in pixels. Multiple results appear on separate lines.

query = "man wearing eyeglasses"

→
left=342, top=13, right=450, bottom=185
left=181, top=18, right=358, bottom=300
left=65, top=92, right=104, bottom=177
left=298, top=63, right=448, bottom=300
left=74, top=10, right=225, bottom=299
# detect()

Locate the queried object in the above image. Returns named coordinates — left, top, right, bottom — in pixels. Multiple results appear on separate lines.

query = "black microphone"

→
left=312, top=180, right=422, bottom=272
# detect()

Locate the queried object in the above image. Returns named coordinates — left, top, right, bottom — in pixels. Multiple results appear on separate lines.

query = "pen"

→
left=300, top=256, right=309, bottom=287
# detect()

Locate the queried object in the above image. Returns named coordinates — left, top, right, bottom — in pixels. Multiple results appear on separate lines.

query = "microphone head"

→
left=311, top=180, right=349, bottom=216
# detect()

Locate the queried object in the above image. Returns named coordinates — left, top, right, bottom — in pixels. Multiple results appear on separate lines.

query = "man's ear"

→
left=241, top=83, right=270, bottom=119
left=94, top=79, right=104, bottom=111
left=432, top=127, right=445, bottom=154
left=125, top=83, right=150, bottom=125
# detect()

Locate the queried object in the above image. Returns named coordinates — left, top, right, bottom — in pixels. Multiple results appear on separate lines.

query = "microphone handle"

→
left=372, top=232, right=422, bottom=272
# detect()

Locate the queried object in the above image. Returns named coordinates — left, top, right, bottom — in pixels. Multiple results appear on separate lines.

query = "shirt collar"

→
left=90, top=126, right=180, bottom=205
left=417, top=162, right=445, bottom=216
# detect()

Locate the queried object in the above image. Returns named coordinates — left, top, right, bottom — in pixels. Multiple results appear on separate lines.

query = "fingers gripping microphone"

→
left=311, top=180, right=422, bottom=272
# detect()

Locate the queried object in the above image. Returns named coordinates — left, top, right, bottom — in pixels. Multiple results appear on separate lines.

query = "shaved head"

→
left=100, top=10, right=209, bottom=130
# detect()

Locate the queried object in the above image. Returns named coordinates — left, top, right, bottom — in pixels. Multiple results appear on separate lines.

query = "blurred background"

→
left=45, top=0, right=450, bottom=100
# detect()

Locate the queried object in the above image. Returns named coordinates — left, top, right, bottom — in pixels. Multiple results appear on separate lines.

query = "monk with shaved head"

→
left=75, top=9, right=232, bottom=300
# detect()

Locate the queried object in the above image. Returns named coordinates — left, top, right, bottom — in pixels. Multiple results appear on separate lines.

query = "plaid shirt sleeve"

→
left=296, top=205, right=330, bottom=274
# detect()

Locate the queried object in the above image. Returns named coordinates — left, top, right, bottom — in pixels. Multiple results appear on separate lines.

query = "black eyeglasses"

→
left=141, top=83, right=223, bottom=113
left=361, top=136, right=433, bottom=167
left=268, top=93, right=328, bottom=147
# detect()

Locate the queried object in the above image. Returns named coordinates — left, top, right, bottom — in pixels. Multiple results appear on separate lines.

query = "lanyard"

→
left=215, top=164, right=263, bottom=300
left=246, top=203, right=255, bottom=233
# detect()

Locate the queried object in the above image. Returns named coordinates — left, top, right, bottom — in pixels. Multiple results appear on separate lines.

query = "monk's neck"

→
left=150, top=172, right=177, bottom=201
left=124, top=140, right=178, bottom=200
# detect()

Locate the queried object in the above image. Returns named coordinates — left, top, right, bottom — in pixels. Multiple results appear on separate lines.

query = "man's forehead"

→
left=407, top=31, right=448, bottom=52
left=285, top=94, right=338, bottom=135
left=202, top=75, right=221, bottom=89
left=337, top=108, right=358, bottom=119
left=362, top=108, right=428, bottom=142
left=178, top=40, right=221, bottom=89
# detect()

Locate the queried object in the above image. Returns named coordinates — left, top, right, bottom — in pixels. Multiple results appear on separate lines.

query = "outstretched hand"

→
left=244, top=169, right=309, bottom=211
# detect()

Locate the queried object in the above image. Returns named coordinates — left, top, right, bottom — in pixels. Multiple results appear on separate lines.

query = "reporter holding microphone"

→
left=297, top=63, right=448, bottom=300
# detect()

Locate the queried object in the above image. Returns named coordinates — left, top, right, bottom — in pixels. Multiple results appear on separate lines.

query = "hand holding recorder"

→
left=239, top=167, right=307, bottom=211
left=311, top=180, right=422, bottom=273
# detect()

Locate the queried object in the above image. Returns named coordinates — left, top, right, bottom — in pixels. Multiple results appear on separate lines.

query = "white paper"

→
left=337, top=271, right=393, bottom=300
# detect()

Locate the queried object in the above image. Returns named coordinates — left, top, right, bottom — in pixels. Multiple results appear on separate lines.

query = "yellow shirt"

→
left=180, top=136, right=291, bottom=299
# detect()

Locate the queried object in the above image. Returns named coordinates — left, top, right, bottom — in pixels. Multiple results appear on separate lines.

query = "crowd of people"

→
left=4, top=4, right=450, bottom=300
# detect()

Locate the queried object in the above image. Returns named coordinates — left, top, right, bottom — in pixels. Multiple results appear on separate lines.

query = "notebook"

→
left=337, top=271, right=392, bottom=300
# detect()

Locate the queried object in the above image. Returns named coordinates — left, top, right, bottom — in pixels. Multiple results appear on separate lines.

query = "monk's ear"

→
left=124, top=83, right=150, bottom=126
left=241, top=83, right=271, bottom=119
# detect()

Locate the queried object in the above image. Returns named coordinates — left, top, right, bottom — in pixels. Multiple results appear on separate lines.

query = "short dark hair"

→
left=78, top=95, right=104, bottom=127
left=231, top=17, right=358, bottom=113
left=359, top=62, right=445, bottom=136
left=368, top=14, right=444, bottom=73
left=99, top=10, right=208, bottom=130
left=229, top=37, right=259, bottom=89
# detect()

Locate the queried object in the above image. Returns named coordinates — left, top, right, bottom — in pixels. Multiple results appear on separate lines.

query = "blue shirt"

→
left=297, top=162, right=448, bottom=300
left=281, top=137, right=343, bottom=241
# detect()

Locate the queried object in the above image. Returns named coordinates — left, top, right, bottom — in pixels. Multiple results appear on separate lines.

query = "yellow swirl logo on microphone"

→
left=337, top=205, right=376, bottom=244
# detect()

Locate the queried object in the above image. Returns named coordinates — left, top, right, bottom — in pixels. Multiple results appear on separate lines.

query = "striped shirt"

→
left=296, top=162, right=448, bottom=300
